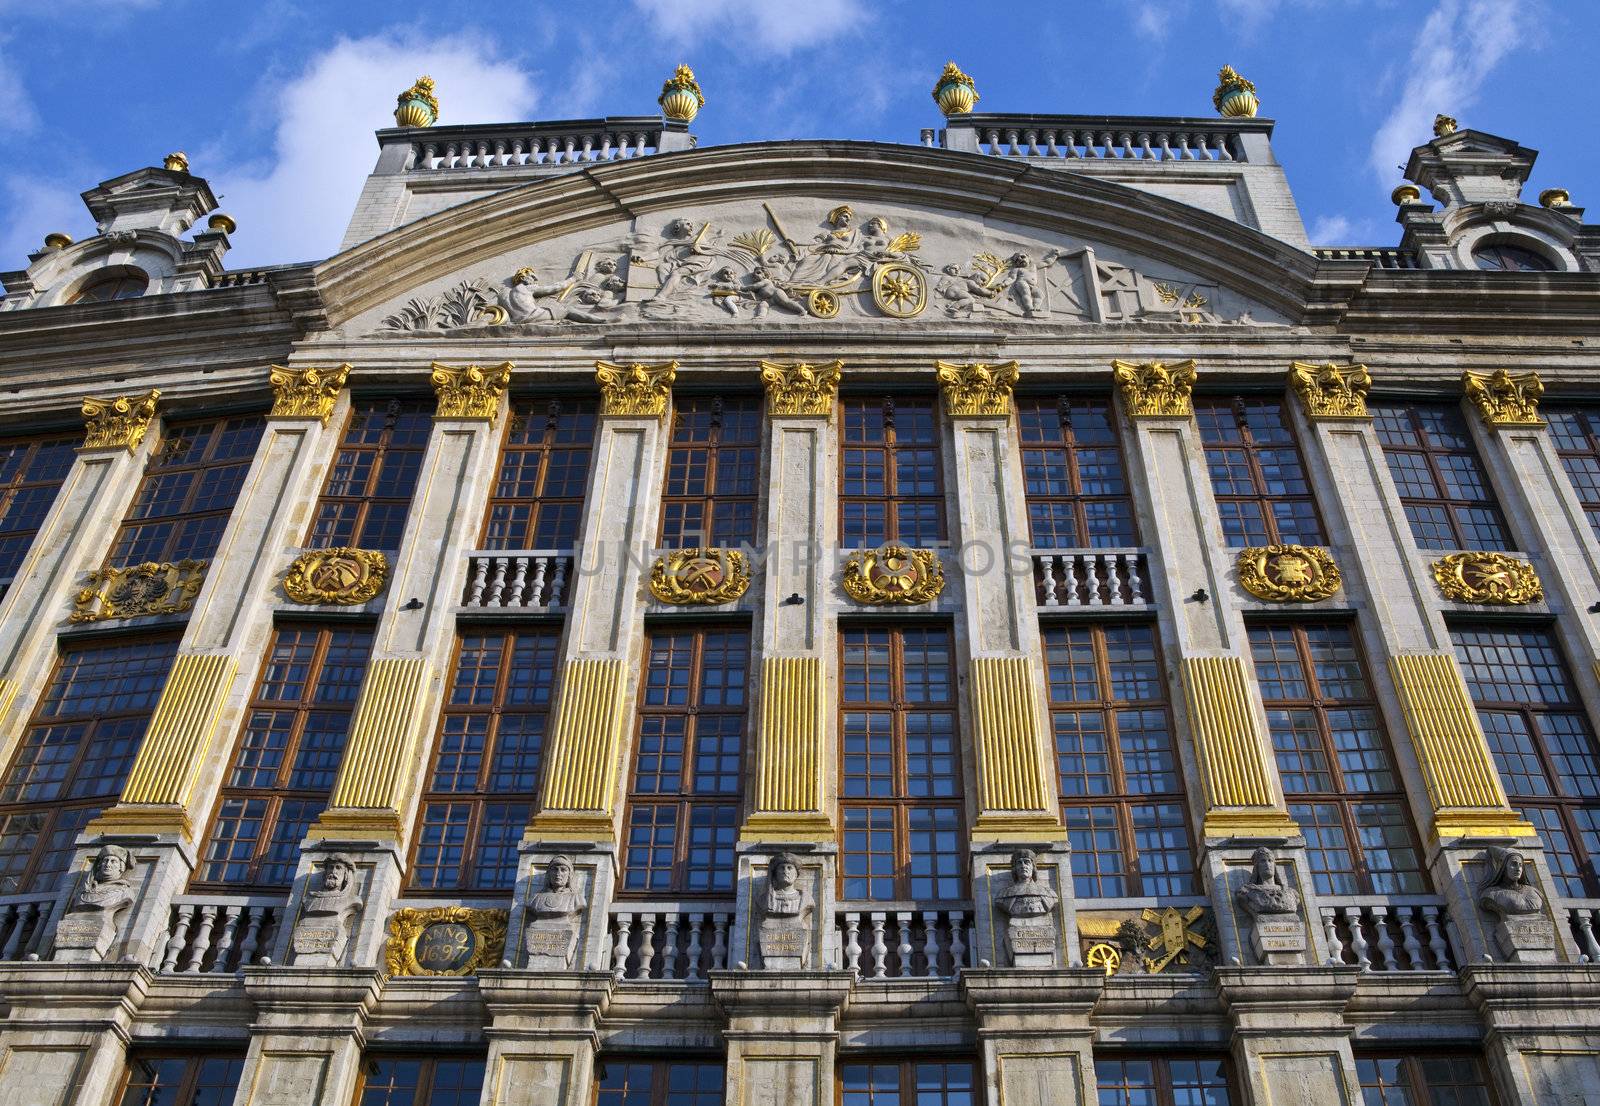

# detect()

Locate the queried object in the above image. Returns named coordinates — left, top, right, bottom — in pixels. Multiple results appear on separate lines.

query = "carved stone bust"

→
left=1477, top=846, right=1554, bottom=963
left=524, top=854, right=587, bottom=970
left=1236, top=847, right=1300, bottom=917
left=54, top=844, right=136, bottom=962
left=290, top=854, right=363, bottom=967
left=757, top=852, right=814, bottom=970
left=995, top=849, right=1060, bottom=968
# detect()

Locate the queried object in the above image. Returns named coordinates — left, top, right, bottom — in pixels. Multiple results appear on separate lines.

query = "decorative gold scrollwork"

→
left=1112, top=360, right=1197, bottom=418
left=1432, top=552, right=1543, bottom=605
left=936, top=360, right=1020, bottom=417
left=842, top=545, right=945, bottom=606
left=384, top=906, right=507, bottom=977
left=431, top=361, right=512, bottom=422
left=268, top=364, right=350, bottom=424
left=81, top=389, right=160, bottom=452
left=761, top=360, right=842, bottom=417
left=649, top=548, right=751, bottom=605
left=596, top=360, right=677, bottom=417
left=283, top=548, right=389, bottom=605
left=1289, top=362, right=1371, bottom=421
left=71, top=560, right=207, bottom=623
left=1463, top=369, right=1544, bottom=427
left=1237, top=545, right=1343, bottom=602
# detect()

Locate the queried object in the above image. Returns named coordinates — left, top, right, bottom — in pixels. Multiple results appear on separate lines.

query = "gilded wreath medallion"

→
left=384, top=906, right=507, bottom=977
left=1237, top=545, right=1342, bottom=602
left=1431, top=552, right=1543, bottom=605
left=649, top=548, right=751, bottom=605
left=842, top=545, right=945, bottom=605
left=283, top=548, right=389, bottom=605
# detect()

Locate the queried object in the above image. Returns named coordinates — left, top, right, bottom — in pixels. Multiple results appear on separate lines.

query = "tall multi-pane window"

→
left=1018, top=396, right=1138, bottom=548
left=1355, top=1054, right=1493, bottom=1105
left=115, top=1052, right=245, bottom=1106
left=0, top=637, right=178, bottom=893
left=308, top=399, right=432, bottom=550
left=481, top=397, right=595, bottom=549
left=1043, top=624, right=1196, bottom=898
left=1452, top=625, right=1600, bottom=897
left=660, top=395, right=762, bottom=549
left=1371, top=403, right=1512, bottom=550
left=1194, top=397, right=1324, bottom=547
left=354, top=1057, right=485, bottom=1106
left=1249, top=623, right=1424, bottom=895
left=621, top=626, right=748, bottom=895
left=1094, top=1056, right=1235, bottom=1106
left=839, top=1061, right=976, bottom=1106
left=106, top=414, right=265, bottom=567
left=1546, top=407, right=1600, bottom=542
left=0, top=432, right=77, bottom=593
left=594, top=1060, right=724, bottom=1106
left=840, top=396, right=945, bottom=548
left=839, top=626, right=964, bottom=901
left=197, top=626, right=372, bottom=888
left=411, top=630, right=559, bottom=892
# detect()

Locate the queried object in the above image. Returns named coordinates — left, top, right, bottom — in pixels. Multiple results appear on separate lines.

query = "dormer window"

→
left=1472, top=241, right=1556, bottom=272
left=70, top=270, right=148, bottom=303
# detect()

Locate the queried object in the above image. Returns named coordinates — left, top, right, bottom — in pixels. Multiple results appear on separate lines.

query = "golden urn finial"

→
left=1433, top=113, right=1457, bottom=137
left=162, top=151, right=190, bottom=173
left=1212, top=66, right=1258, bottom=118
left=42, top=232, right=73, bottom=250
left=1540, top=188, right=1573, bottom=209
left=659, top=64, right=705, bottom=123
left=395, top=76, right=440, bottom=128
left=1391, top=184, right=1422, bottom=206
left=932, top=61, right=979, bottom=117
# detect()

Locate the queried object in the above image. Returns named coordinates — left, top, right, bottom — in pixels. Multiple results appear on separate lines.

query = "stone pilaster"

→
left=477, top=970, right=613, bottom=1106
left=1216, top=965, right=1362, bottom=1106
left=710, top=970, right=853, bottom=1106
left=1463, top=964, right=1600, bottom=1105
left=236, top=967, right=381, bottom=1106
left=0, top=964, right=150, bottom=1106
left=961, top=968, right=1103, bottom=1106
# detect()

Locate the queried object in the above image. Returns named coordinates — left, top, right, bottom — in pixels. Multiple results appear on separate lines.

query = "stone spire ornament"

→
left=1212, top=66, right=1258, bottom=118
left=932, top=61, right=979, bottom=116
left=659, top=64, right=705, bottom=123
left=395, top=76, right=440, bottom=128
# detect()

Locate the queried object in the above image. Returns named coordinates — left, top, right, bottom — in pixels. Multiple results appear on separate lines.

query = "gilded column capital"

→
left=1289, top=361, right=1372, bottom=420
left=1463, top=369, right=1544, bottom=427
left=936, top=360, right=1019, bottom=417
left=81, top=388, right=160, bottom=452
left=1112, top=360, right=1196, bottom=418
left=431, top=361, right=512, bottom=422
left=596, top=360, right=677, bottom=417
left=760, top=360, right=841, bottom=417
left=268, top=363, right=350, bottom=424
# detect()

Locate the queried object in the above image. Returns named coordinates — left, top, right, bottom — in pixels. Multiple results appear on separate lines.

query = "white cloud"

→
left=1368, top=0, right=1539, bottom=182
left=633, top=0, right=866, bottom=53
left=214, top=33, right=538, bottom=267
left=0, top=41, right=40, bottom=135
left=1307, top=213, right=1385, bottom=245
left=0, top=173, right=89, bottom=267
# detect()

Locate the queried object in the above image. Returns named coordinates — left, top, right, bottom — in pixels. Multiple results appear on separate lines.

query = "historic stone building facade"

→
left=0, top=64, right=1597, bottom=1105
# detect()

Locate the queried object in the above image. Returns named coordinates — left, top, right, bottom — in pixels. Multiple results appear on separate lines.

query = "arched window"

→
left=70, top=271, right=148, bottom=304
left=1472, top=241, right=1556, bottom=272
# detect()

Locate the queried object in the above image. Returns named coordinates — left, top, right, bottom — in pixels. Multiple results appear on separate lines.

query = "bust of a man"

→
left=523, top=855, right=587, bottom=970
left=289, top=854, right=363, bottom=967
left=53, top=845, right=136, bottom=962
left=530, top=855, right=586, bottom=922
left=72, top=845, right=134, bottom=914
left=757, top=852, right=814, bottom=970
left=1236, top=847, right=1300, bottom=917
left=1478, top=847, right=1545, bottom=918
left=304, top=855, right=361, bottom=918
left=995, top=849, right=1059, bottom=920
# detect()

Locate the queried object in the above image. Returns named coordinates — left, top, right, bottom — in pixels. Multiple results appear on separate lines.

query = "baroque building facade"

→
left=0, top=65, right=1597, bottom=1105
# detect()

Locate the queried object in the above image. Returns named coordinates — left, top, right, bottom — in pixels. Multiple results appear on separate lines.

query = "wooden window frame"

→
left=352, top=1054, right=487, bottom=1106
left=593, top=1057, right=726, bottom=1106
left=835, top=1058, right=979, bottom=1106
left=1017, top=394, right=1140, bottom=549
left=307, top=397, right=433, bottom=551
left=480, top=395, right=597, bottom=550
left=1194, top=395, right=1326, bottom=547
left=1371, top=401, right=1513, bottom=551
left=659, top=394, right=764, bottom=550
left=1547, top=406, right=1600, bottom=544
left=1354, top=1051, right=1497, bottom=1105
left=114, top=1050, right=247, bottom=1106
left=839, top=394, right=947, bottom=548
left=0, top=430, right=78, bottom=590
left=1092, top=1053, right=1239, bottom=1106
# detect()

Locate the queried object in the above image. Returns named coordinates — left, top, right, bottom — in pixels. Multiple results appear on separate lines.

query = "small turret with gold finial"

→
left=659, top=65, right=705, bottom=123
left=932, top=62, right=979, bottom=117
left=1212, top=66, right=1258, bottom=118
left=395, top=76, right=439, bottom=128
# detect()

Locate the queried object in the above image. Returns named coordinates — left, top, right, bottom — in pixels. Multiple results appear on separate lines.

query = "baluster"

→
left=1004, top=129, right=1021, bottom=156
left=1156, top=133, right=1173, bottom=160
left=659, top=914, right=679, bottom=980
left=1217, top=134, right=1234, bottom=162
left=1100, top=554, right=1119, bottom=606
left=636, top=914, right=657, bottom=979
left=1064, top=555, right=1084, bottom=607
left=467, top=557, right=489, bottom=605
left=1137, top=132, right=1153, bottom=159
left=1126, top=553, right=1146, bottom=604
left=1099, top=132, right=1115, bottom=157
left=1320, top=907, right=1342, bottom=964
left=528, top=137, right=545, bottom=165
left=421, top=142, right=438, bottom=169
left=507, top=557, right=529, bottom=607
left=580, top=135, right=596, bottom=162
left=1194, top=134, right=1212, bottom=161
left=1062, top=130, right=1079, bottom=158
left=237, top=907, right=267, bottom=967
left=1024, top=130, right=1040, bottom=156
left=921, top=911, right=941, bottom=977
left=684, top=914, right=704, bottom=981
left=843, top=913, right=862, bottom=976
left=919, top=128, right=935, bottom=147
left=1178, top=133, right=1194, bottom=160
left=528, top=557, right=549, bottom=607
left=1423, top=905, right=1453, bottom=969
left=510, top=138, right=527, bottom=165
left=1040, top=556, right=1059, bottom=606
left=161, top=905, right=193, bottom=972
left=711, top=913, right=729, bottom=970
left=612, top=913, right=632, bottom=979
left=486, top=557, right=508, bottom=607
left=1370, top=905, right=1396, bottom=970
left=550, top=558, right=569, bottom=605
left=0, top=903, right=22, bottom=960
left=1043, top=130, right=1060, bottom=157
left=1117, top=132, right=1133, bottom=157
left=1345, top=906, right=1371, bottom=969
left=562, top=137, right=578, bottom=163
left=600, top=133, right=616, bottom=160
left=212, top=906, right=244, bottom=973
left=895, top=913, right=913, bottom=978
left=949, top=910, right=967, bottom=971
left=1397, top=906, right=1423, bottom=971
left=183, top=905, right=218, bottom=972
left=869, top=913, right=888, bottom=979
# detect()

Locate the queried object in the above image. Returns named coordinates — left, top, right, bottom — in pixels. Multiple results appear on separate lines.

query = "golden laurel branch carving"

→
left=761, top=360, right=842, bottom=417
left=842, top=545, right=945, bottom=605
left=268, top=364, right=350, bottom=424
left=384, top=906, right=507, bottom=978
left=283, top=548, right=390, bottom=605
left=1237, top=544, right=1343, bottom=602
left=649, top=548, right=751, bottom=605
left=936, top=360, right=1020, bottom=417
left=1463, top=369, right=1544, bottom=427
left=596, top=360, right=677, bottom=417
left=1432, top=552, right=1543, bottom=605
left=431, top=361, right=512, bottom=422
left=1112, top=359, right=1197, bottom=417
left=81, top=389, right=160, bottom=452
left=71, top=559, right=207, bottom=623
left=1289, top=361, right=1371, bottom=421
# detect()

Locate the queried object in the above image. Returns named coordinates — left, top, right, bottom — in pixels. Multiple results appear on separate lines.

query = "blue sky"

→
left=1, top=0, right=1594, bottom=268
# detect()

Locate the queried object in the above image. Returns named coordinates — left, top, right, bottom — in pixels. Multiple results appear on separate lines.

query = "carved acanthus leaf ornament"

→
left=936, top=360, right=1020, bottom=417
left=1113, top=360, right=1197, bottom=417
